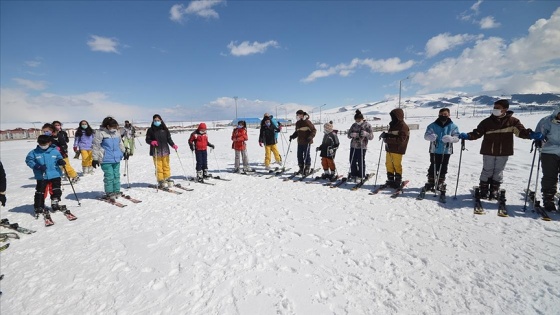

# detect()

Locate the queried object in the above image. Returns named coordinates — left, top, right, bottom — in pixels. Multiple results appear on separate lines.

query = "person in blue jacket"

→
left=92, top=117, right=126, bottom=200
left=535, top=107, right=560, bottom=211
left=25, top=135, right=66, bottom=214
left=422, top=108, right=460, bottom=193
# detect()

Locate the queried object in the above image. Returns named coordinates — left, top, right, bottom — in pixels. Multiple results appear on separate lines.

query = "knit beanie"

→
left=354, top=109, right=364, bottom=120
left=324, top=121, right=334, bottom=133
left=198, top=122, right=207, bottom=130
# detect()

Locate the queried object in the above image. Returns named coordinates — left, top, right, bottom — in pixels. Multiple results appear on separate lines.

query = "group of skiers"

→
left=14, top=98, right=560, bottom=216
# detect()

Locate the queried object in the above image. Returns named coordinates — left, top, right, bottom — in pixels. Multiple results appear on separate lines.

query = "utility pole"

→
left=234, top=96, right=238, bottom=123
left=398, top=76, right=410, bottom=108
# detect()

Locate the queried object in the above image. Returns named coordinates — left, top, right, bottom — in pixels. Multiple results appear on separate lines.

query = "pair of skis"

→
left=472, top=186, right=508, bottom=217
left=417, top=183, right=447, bottom=203
left=35, top=204, right=77, bottom=226
left=265, top=167, right=292, bottom=179
left=526, top=189, right=552, bottom=221
left=98, top=193, right=143, bottom=208
left=0, top=218, right=36, bottom=234
left=369, top=180, right=410, bottom=198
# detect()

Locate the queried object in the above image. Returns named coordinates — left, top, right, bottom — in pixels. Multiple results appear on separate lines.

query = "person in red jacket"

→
left=231, top=120, right=253, bottom=173
left=188, top=123, right=215, bottom=182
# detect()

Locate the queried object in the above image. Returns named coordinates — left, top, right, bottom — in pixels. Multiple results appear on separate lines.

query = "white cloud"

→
left=25, top=60, right=41, bottom=68
left=12, top=78, right=47, bottom=90
left=170, top=0, right=225, bottom=22
left=479, top=16, right=501, bottom=29
left=227, top=40, right=279, bottom=57
left=414, top=8, right=560, bottom=94
left=471, top=0, right=483, bottom=14
left=87, top=35, right=120, bottom=54
left=198, top=97, right=312, bottom=120
left=302, top=57, right=415, bottom=83
left=425, top=33, right=483, bottom=58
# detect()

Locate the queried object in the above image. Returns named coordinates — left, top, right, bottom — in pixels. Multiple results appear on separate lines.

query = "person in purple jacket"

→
left=73, top=120, right=95, bottom=175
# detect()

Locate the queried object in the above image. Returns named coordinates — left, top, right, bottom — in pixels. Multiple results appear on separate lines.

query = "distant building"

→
left=230, top=118, right=262, bottom=128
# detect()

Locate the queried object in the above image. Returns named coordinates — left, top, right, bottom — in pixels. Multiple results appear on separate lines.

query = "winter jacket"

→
left=318, top=131, right=340, bottom=158
left=466, top=111, right=532, bottom=156
left=93, top=127, right=125, bottom=164
left=231, top=128, right=248, bottom=151
left=121, top=125, right=136, bottom=139
left=0, top=161, right=5, bottom=193
left=188, top=130, right=213, bottom=151
left=145, top=126, right=175, bottom=157
left=49, top=135, right=68, bottom=158
left=347, top=121, right=374, bottom=149
left=536, top=107, right=560, bottom=156
left=73, top=133, right=94, bottom=151
left=424, top=118, right=460, bottom=154
left=384, top=108, right=410, bottom=155
left=291, top=118, right=316, bottom=145
left=259, top=123, right=279, bottom=146
left=25, top=145, right=64, bottom=180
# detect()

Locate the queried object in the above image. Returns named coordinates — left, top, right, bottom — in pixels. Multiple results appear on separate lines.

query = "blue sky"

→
left=1, top=0, right=559, bottom=124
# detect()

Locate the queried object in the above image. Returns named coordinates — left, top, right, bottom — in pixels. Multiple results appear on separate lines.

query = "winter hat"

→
left=354, top=109, right=364, bottom=120
left=153, top=114, right=163, bottom=121
left=296, top=109, right=304, bottom=115
left=494, top=99, right=509, bottom=109
left=324, top=121, right=334, bottom=133
left=198, top=122, right=207, bottom=130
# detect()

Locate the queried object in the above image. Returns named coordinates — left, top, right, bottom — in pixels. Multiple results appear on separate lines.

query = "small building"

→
left=230, top=118, right=262, bottom=128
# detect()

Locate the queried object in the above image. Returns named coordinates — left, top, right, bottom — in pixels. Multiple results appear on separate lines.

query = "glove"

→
left=208, top=144, right=215, bottom=149
left=34, top=164, right=47, bottom=171
left=0, top=194, right=5, bottom=207
left=534, top=140, right=543, bottom=148
left=378, top=132, right=388, bottom=140
left=289, top=135, right=297, bottom=141
left=57, top=159, right=66, bottom=166
left=458, top=133, right=469, bottom=140
left=530, top=131, right=544, bottom=140
left=172, top=144, right=178, bottom=150
left=316, top=147, right=321, bottom=152
left=73, top=146, right=78, bottom=152
left=426, top=133, right=437, bottom=142
left=92, top=160, right=99, bottom=169
left=278, top=126, right=282, bottom=131
left=360, top=131, right=369, bottom=138
left=150, top=140, right=158, bottom=146
left=189, top=143, right=195, bottom=151
left=259, top=142, right=263, bottom=147
left=123, top=152, right=130, bottom=160
left=441, top=135, right=453, bottom=143
left=350, top=132, right=358, bottom=138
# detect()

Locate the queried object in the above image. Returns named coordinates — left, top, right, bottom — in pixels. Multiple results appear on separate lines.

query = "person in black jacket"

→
left=0, top=161, right=6, bottom=207
left=316, top=121, right=339, bottom=181
left=145, top=114, right=178, bottom=188
left=259, top=116, right=282, bottom=170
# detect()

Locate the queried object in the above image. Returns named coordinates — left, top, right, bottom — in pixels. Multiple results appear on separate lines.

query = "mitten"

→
left=172, top=144, right=178, bottom=150
left=150, top=140, right=158, bottom=146
left=56, top=159, right=66, bottom=166
left=92, top=160, right=99, bottom=169
left=34, top=164, right=47, bottom=171
left=426, top=133, right=437, bottom=142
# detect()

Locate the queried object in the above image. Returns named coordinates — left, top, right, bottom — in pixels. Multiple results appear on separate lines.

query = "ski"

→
left=97, top=197, right=128, bottom=208
left=42, top=212, right=54, bottom=227
left=497, top=189, right=508, bottom=217
left=283, top=172, right=300, bottom=181
left=267, top=167, right=280, bottom=173
left=294, top=168, right=321, bottom=182
left=149, top=184, right=185, bottom=193
left=50, top=205, right=78, bottom=221
left=0, top=232, right=20, bottom=242
left=0, top=219, right=37, bottom=234
left=120, top=194, right=142, bottom=203
left=265, top=167, right=291, bottom=179
left=390, top=180, right=410, bottom=198
left=0, top=243, right=9, bottom=252
left=186, top=178, right=216, bottom=186
left=369, top=184, right=389, bottom=195
left=350, top=173, right=375, bottom=191
left=473, top=186, right=485, bottom=215
left=174, top=183, right=194, bottom=192
left=330, top=177, right=348, bottom=188
left=209, top=175, right=232, bottom=181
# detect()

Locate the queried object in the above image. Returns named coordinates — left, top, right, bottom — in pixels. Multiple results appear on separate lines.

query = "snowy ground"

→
left=1, top=104, right=560, bottom=314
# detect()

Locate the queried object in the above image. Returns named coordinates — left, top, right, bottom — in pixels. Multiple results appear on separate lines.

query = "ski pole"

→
left=125, top=159, right=130, bottom=189
left=281, top=139, right=292, bottom=171
left=62, top=166, right=81, bottom=206
left=175, top=149, right=189, bottom=181
left=434, top=143, right=447, bottom=197
left=522, top=141, right=539, bottom=211
left=532, top=145, right=543, bottom=211
left=453, top=139, right=466, bottom=200
left=154, top=147, right=159, bottom=192
left=312, top=146, right=319, bottom=171
left=373, top=140, right=383, bottom=186
left=212, top=148, right=224, bottom=178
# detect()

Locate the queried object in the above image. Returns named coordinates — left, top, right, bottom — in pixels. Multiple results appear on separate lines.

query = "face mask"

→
left=39, top=144, right=49, bottom=150
left=438, top=115, right=449, bottom=122
left=153, top=121, right=162, bottom=127
left=265, top=122, right=271, bottom=127
left=297, top=115, right=303, bottom=121
left=356, top=120, right=364, bottom=125
left=200, top=130, right=206, bottom=134
left=109, top=128, right=117, bottom=133
left=43, top=131, right=52, bottom=136
left=237, top=125, right=243, bottom=129
left=81, top=125, right=88, bottom=129
left=492, top=109, right=503, bottom=116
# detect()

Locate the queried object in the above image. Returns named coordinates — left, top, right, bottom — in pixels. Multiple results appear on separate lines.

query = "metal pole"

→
left=398, top=80, right=402, bottom=108
left=234, top=96, right=238, bottom=122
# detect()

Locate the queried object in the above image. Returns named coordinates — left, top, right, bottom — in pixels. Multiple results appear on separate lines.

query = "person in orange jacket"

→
left=231, top=120, right=253, bottom=173
left=188, top=123, right=215, bottom=182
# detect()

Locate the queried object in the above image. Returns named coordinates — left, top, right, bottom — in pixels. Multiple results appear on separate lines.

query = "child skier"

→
left=189, top=123, right=215, bottom=182
left=289, top=110, right=316, bottom=175
left=145, top=114, right=178, bottom=188
left=231, top=120, right=252, bottom=173
left=93, top=117, right=126, bottom=199
left=422, top=108, right=460, bottom=193
left=316, top=121, right=340, bottom=180
left=121, top=120, right=136, bottom=156
left=25, top=135, right=66, bottom=215
left=459, top=99, right=543, bottom=199
left=73, top=120, right=95, bottom=175
left=347, top=110, right=374, bottom=182
left=259, top=116, right=282, bottom=170
left=379, top=108, right=410, bottom=188
left=535, top=107, right=560, bottom=211
left=43, top=123, right=80, bottom=183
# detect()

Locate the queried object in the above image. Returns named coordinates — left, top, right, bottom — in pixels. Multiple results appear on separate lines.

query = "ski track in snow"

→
left=1, top=109, right=560, bottom=314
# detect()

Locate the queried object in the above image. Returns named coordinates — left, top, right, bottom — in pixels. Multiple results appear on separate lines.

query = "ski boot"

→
left=233, top=167, right=241, bottom=173
left=203, top=169, right=210, bottom=179
left=479, top=180, right=490, bottom=200
left=243, top=167, right=255, bottom=173
left=296, top=164, right=304, bottom=175
left=543, top=190, right=557, bottom=212
left=70, top=176, right=80, bottom=184
left=385, top=172, right=395, bottom=188
left=51, top=199, right=66, bottom=211
left=157, top=180, right=168, bottom=189
left=34, top=207, right=44, bottom=219
left=303, top=165, right=311, bottom=176
left=196, top=171, right=204, bottom=183
left=329, top=172, right=338, bottom=181
left=321, top=170, right=330, bottom=179
left=437, top=181, right=447, bottom=203
left=166, top=178, right=175, bottom=187
left=489, top=180, right=501, bottom=200
left=393, top=173, right=403, bottom=189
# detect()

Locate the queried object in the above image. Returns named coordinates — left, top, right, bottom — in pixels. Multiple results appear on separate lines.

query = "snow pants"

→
left=235, top=149, right=249, bottom=169
left=123, top=138, right=135, bottom=155
left=427, top=153, right=451, bottom=180
left=101, top=162, right=121, bottom=194
left=480, top=155, right=508, bottom=183
left=264, top=144, right=281, bottom=166
left=35, top=178, right=62, bottom=208
left=321, top=157, right=336, bottom=172
left=386, top=152, right=403, bottom=175
left=297, top=144, right=311, bottom=166
left=350, top=148, right=367, bottom=178
left=61, top=157, right=78, bottom=179
left=195, top=150, right=208, bottom=171
left=540, top=153, right=560, bottom=192
left=80, top=149, right=93, bottom=167
left=152, top=155, right=171, bottom=181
